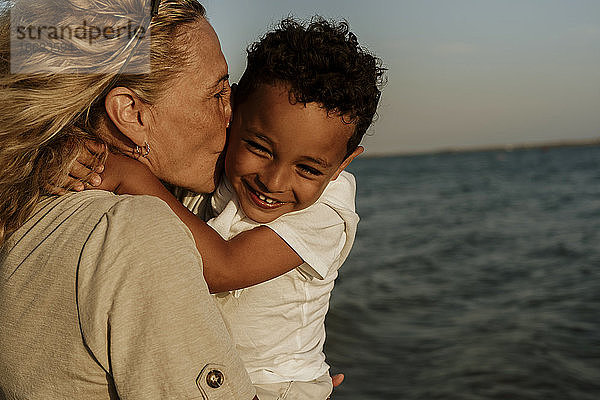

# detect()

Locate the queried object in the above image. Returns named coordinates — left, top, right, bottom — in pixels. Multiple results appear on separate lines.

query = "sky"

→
left=204, top=0, right=600, bottom=155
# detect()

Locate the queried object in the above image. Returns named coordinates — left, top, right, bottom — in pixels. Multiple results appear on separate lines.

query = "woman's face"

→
left=147, top=19, right=231, bottom=193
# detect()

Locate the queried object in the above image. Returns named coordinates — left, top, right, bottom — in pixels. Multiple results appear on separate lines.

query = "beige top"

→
left=0, top=191, right=255, bottom=400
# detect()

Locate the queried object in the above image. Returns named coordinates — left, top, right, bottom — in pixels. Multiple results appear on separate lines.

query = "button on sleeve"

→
left=197, top=364, right=235, bottom=398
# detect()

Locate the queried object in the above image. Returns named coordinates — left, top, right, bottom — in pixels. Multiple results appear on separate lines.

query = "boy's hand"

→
left=327, top=373, right=344, bottom=399
left=65, top=140, right=125, bottom=193
left=47, top=141, right=105, bottom=195
left=53, top=140, right=155, bottom=196
left=332, top=373, right=344, bottom=387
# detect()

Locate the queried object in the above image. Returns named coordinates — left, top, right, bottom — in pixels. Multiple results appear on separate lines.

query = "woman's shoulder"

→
left=47, top=192, right=198, bottom=266
left=77, top=192, right=202, bottom=275
left=15, top=191, right=185, bottom=246
left=37, top=190, right=177, bottom=224
left=3, top=191, right=195, bottom=269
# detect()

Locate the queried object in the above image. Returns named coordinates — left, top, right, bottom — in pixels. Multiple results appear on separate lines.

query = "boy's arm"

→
left=145, top=182, right=303, bottom=293
left=103, top=153, right=303, bottom=293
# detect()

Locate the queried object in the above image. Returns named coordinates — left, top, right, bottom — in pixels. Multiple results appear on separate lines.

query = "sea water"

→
left=325, top=145, right=600, bottom=399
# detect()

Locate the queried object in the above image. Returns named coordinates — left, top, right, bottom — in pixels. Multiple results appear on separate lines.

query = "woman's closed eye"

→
left=215, top=85, right=230, bottom=99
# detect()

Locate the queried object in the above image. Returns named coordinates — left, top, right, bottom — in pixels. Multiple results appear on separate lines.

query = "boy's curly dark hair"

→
left=236, top=17, right=386, bottom=159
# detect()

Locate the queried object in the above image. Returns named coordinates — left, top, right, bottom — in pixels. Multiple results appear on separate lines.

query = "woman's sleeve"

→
left=76, top=195, right=255, bottom=400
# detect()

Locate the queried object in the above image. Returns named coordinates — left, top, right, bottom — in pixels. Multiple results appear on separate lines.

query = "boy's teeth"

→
left=257, top=193, right=276, bottom=204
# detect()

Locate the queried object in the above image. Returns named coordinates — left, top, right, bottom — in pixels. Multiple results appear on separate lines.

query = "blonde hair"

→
left=0, top=0, right=206, bottom=244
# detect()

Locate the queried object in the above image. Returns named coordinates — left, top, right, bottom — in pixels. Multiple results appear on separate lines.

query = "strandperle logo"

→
left=9, top=1, right=151, bottom=74
left=14, top=20, right=148, bottom=45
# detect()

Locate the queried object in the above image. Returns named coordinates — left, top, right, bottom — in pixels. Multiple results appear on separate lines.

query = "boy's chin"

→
left=240, top=204, right=284, bottom=224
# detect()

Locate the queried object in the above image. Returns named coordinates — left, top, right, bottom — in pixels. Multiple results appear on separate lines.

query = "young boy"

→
left=78, top=17, right=384, bottom=399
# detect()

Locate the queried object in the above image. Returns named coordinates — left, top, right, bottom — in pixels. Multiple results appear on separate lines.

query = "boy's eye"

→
left=297, top=164, right=324, bottom=176
left=243, top=139, right=271, bottom=156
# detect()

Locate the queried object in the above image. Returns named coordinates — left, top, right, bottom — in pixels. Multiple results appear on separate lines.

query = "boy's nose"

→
left=256, top=165, right=290, bottom=193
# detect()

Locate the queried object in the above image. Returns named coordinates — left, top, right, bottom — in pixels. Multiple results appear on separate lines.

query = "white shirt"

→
left=180, top=171, right=359, bottom=384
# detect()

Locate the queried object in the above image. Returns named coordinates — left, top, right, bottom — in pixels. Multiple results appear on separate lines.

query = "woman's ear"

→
left=331, top=145, right=364, bottom=181
left=104, top=87, right=148, bottom=146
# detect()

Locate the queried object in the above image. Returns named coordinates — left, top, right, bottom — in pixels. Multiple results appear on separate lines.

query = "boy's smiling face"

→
left=225, top=83, right=363, bottom=223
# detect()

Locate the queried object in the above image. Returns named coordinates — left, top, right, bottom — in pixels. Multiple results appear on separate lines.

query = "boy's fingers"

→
left=70, top=171, right=101, bottom=187
left=70, top=160, right=102, bottom=186
left=78, top=142, right=105, bottom=170
left=44, top=178, right=84, bottom=194
left=69, top=160, right=92, bottom=179
left=83, top=140, right=106, bottom=156
left=66, top=160, right=101, bottom=188
left=76, top=151, right=101, bottom=171
left=331, top=374, right=344, bottom=387
left=64, top=176, right=85, bottom=191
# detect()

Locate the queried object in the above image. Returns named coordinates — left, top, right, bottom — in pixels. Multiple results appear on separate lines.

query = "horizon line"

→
left=362, top=137, right=600, bottom=158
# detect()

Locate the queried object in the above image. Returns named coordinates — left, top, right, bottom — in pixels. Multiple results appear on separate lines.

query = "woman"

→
left=0, top=1, right=256, bottom=398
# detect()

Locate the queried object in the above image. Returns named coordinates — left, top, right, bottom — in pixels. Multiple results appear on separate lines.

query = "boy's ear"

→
left=331, top=145, right=364, bottom=181
left=104, top=87, right=148, bottom=147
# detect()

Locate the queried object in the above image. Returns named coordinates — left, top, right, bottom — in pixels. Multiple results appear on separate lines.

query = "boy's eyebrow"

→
left=299, top=156, right=332, bottom=168
left=251, top=132, right=273, bottom=145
